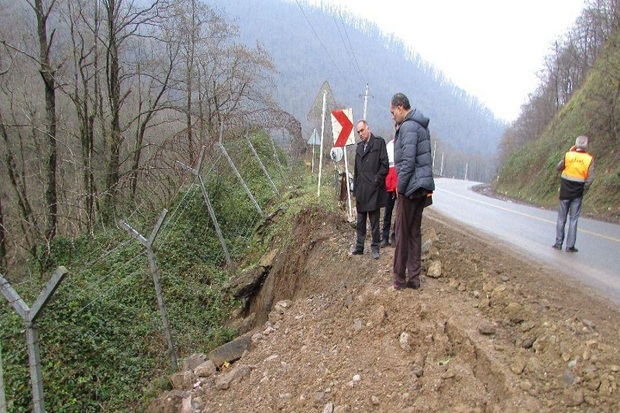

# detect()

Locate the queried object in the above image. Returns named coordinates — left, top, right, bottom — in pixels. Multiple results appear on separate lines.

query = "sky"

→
left=307, top=0, right=586, bottom=122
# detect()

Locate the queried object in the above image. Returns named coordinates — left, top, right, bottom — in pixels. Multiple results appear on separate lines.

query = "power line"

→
left=338, top=11, right=365, bottom=83
left=294, top=0, right=346, bottom=81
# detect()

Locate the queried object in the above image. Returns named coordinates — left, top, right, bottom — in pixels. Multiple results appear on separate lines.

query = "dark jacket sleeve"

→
left=396, top=124, right=418, bottom=195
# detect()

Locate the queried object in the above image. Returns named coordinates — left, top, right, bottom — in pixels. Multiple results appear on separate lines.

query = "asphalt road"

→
left=429, top=178, right=620, bottom=303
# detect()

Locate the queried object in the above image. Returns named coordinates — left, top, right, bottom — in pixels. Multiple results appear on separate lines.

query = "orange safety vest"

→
left=561, top=151, right=593, bottom=183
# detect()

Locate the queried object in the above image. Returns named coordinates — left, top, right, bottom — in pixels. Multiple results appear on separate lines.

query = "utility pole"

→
left=440, top=153, right=445, bottom=177
left=362, top=83, right=369, bottom=119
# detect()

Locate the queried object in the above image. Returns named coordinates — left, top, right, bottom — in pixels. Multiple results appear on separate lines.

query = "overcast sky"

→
left=306, top=0, right=585, bottom=122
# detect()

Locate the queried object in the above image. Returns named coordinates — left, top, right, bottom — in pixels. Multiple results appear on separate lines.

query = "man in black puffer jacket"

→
left=390, top=93, right=435, bottom=290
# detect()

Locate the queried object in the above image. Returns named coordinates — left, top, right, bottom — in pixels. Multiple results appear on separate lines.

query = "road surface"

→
left=430, top=178, right=620, bottom=303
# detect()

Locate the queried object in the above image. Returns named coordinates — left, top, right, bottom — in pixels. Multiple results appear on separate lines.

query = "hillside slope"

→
left=496, top=26, right=620, bottom=223
left=212, top=0, right=506, bottom=160
left=148, top=206, right=620, bottom=412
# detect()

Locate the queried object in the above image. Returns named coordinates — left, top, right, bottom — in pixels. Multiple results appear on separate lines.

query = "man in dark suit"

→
left=351, top=120, right=389, bottom=259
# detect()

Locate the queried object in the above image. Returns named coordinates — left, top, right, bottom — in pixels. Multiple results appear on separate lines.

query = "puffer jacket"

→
left=394, top=109, right=435, bottom=197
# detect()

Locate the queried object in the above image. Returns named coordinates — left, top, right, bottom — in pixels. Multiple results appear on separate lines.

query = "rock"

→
left=399, top=331, right=411, bottom=351
left=169, top=371, right=196, bottom=390
left=413, top=353, right=425, bottom=377
left=533, top=334, right=559, bottom=355
left=145, top=390, right=187, bottom=413
left=208, top=334, right=252, bottom=368
left=215, top=365, right=252, bottom=390
left=259, top=248, right=278, bottom=267
left=426, top=260, right=442, bottom=278
left=441, top=369, right=456, bottom=379
left=478, top=323, right=496, bottom=335
left=563, top=388, right=584, bottom=407
left=582, top=319, right=596, bottom=331
left=251, top=332, right=264, bottom=344
left=274, top=299, right=292, bottom=312
left=269, top=300, right=293, bottom=324
left=511, top=356, right=527, bottom=374
left=223, top=265, right=271, bottom=300
left=503, top=302, right=525, bottom=323
left=561, top=370, right=577, bottom=386
left=421, top=237, right=433, bottom=254
left=182, top=354, right=207, bottom=372
left=194, top=360, right=217, bottom=378
left=368, top=305, right=386, bottom=326
left=232, top=312, right=256, bottom=335
left=323, top=402, right=334, bottom=413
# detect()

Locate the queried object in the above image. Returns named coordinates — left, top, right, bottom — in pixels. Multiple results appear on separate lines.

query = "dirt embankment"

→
left=153, top=205, right=620, bottom=412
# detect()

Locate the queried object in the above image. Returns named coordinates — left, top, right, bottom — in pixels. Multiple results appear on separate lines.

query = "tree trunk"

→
left=0, top=196, right=7, bottom=272
left=35, top=0, right=58, bottom=247
left=104, top=0, right=122, bottom=223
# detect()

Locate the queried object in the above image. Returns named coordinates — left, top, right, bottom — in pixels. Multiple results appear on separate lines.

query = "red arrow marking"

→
left=332, top=110, right=353, bottom=147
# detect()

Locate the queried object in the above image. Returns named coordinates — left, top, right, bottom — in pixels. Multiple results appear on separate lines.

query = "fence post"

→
left=177, top=146, right=233, bottom=269
left=218, top=122, right=264, bottom=217
left=120, top=210, right=177, bottom=370
left=0, top=267, right=68, bottom=413
left=1, top=340, right=5, bottom=413
left=244, top=130, right=279, bottom=196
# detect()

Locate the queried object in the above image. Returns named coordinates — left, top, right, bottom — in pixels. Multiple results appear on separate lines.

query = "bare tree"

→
left=499, top=0, right=620, bottom=161
left=61, top=0, right=103, bottom=235
left=30, top=0, right=60, bottom=253
left=0, top=195, right=6, bottom=272
left=128, top=34, right=180, bottom=200
left=100, top=0, right=160, bottom=222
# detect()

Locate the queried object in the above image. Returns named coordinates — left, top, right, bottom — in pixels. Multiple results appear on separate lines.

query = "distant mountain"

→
left=211, top=0, right=506, bottom=169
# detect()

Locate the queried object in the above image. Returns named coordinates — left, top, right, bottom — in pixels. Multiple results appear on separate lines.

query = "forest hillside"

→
left=212, top=0, right=506, bottom=182
left=495, top=22, right=620, bottom=223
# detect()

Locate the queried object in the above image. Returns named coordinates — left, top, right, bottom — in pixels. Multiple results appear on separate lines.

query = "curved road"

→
left=429, top=178, right=620, bottom=303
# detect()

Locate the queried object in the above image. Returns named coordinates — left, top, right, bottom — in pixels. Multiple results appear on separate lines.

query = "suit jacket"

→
left=353, top=134, right=389, bottom=212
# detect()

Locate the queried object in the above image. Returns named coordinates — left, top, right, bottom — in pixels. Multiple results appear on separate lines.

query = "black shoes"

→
left=351, top=249, right=363, bottom=256
left=380, top=239, right=389, bottom=248
left=552, top=243, right=578, bottom=252
left=407, top=280, right=420, bottom=289
left=372, top=250, right=380, bottom=259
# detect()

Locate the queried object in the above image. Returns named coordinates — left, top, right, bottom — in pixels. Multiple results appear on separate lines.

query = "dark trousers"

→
left=382, top=192, right=396, bottom=242
left=393, top=193, right=425, bottom=288
left=356, top=209, right=381, bottom=252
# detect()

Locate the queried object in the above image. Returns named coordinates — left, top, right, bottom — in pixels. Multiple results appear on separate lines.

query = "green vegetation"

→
left=495, top=28, right=620, bottom=222
left=0, top=133, right=335, bottom=412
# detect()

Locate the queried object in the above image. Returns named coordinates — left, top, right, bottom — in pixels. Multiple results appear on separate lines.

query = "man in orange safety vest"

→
left=552, top=135, right=595, bottom=253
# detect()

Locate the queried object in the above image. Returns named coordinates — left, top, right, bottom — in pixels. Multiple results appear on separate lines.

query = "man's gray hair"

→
left=575, top=135, right=589, bottom=148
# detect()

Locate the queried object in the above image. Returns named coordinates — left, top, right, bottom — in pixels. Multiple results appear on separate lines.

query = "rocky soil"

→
left=148, top=205, right=620, bottom=413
